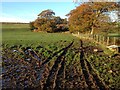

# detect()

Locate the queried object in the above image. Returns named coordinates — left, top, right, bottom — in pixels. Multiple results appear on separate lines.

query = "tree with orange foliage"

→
left=67, top=1, right=119, bottom=34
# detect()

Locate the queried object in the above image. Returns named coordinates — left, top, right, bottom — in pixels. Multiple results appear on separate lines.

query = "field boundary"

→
left=72, top=33, right=120, bottom=53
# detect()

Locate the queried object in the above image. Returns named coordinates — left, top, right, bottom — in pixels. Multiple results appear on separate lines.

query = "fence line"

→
left=72, top=33, right=120, bottom=53
left=72, top=33, right=120, bottom=46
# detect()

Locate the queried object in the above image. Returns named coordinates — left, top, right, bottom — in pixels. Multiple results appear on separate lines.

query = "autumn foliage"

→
left=30, top=9, right=68, bottom=33
left=67, top=2, right=119, bottom=34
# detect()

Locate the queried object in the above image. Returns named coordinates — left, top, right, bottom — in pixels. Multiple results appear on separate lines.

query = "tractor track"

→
left=16, top=41, right=73, bottom=89
left=54, top=56, right=66, bottom=89
left=80, top=51, right=98, bottom=89
left=85, top=56, right=108, bottom=89
left=42, top=41, right=73, bottom=66
left=80, top=40, right=108, bottom=90
left=43, top=41, right=73, bottom=89
left=2, top=40, right=111, bottom=89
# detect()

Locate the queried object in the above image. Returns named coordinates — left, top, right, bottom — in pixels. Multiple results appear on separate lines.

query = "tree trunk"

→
left=90, top=11, right=101, bottom=35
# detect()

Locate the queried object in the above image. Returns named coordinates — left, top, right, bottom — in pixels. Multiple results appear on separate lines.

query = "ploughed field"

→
left=1, top=23, right=120, bottom=89
left=2, top=40, right=120, bottom=89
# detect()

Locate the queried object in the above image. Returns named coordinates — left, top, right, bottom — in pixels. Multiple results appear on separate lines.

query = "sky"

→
left=1, top=2, right=76, bottom=23
left=1, top=0, right=119, bottom=23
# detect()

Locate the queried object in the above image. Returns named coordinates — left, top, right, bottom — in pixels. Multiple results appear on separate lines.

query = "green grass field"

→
left=2, top=23, right=78, bottom=46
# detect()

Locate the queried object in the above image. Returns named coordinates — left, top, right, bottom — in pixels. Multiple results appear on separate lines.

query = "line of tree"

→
left=30, top=9, right=68, bottom=33
left=30, top=1, right=119, bottom=34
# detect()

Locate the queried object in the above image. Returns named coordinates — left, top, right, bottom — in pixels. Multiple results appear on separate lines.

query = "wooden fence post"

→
left=102, top=36, right=105, bottom=44
left=99, top=35, right=102, bottom=44
left=97, top=35, right=99, bottom=43
left=107, top=37, right=110, bottom=45
left=114, top=37, right=116, bottom=45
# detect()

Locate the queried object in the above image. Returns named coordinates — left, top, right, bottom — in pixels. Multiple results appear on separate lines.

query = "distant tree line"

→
left=1, top=22, right=29, bottom=24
